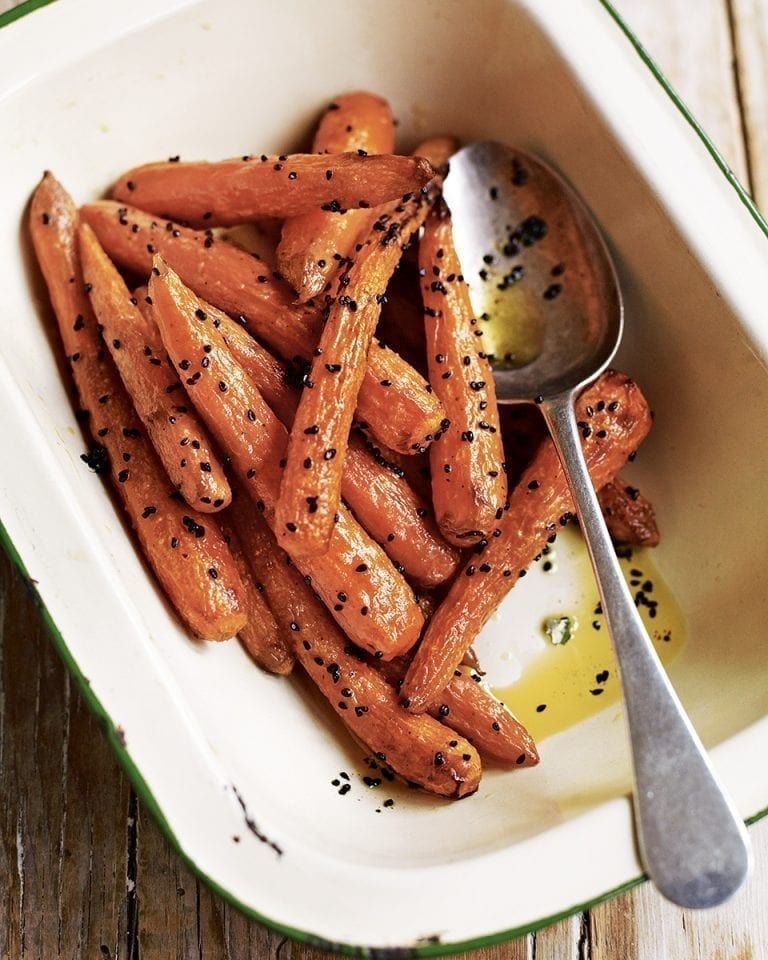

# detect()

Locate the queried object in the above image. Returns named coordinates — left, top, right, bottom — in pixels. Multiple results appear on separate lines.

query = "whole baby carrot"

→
left=278, top=92, right=396, bottom=302
left=29, top=173, right=245, bottom=641
left=112, top=152, right=433, bottom=227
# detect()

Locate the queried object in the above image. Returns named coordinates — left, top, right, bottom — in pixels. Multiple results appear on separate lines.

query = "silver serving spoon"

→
left=443, top=140, right=750, bottom=909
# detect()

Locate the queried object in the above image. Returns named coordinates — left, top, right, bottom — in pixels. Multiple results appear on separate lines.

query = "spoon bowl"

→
left=443, top=140, right=623, bottom=400
left=443, top=140, right=751, bottom=909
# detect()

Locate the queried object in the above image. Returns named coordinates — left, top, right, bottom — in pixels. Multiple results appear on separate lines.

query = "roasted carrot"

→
left=598, top=475, right=660, bottom=547
left=149, top=259, right=424, bottom=658
left=111, top=152, right=433, bottom=227
left=401, top=371, right=653, bottom=712
left=375, top=657, right=538, bottom=766
left=278, top=92, right=396, bottom=302
left=342, top=435, right=459, bottom=588
left=420, top=204, right=507, bottom=545
left=211, top=304, right=460, bottom=586
left=217, top=505, right=293, bottom=674
left=236, top=506, right=480, bottom=798
left=78, top=225, right=231, bottom=513
left=275, top=187, right=437, bottom=557
left=80, top=201, right=444, bottom=454
left=413, top=135, right=458, bottom=173
left=29, top=173, right=245, bottom=641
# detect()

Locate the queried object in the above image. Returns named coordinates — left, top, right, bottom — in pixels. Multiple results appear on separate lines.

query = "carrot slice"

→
left=278, top=92, right=396, bottom=302
left=420, top=205, right=507, bottom=544
left=29, top=173, right=245, bottom=641
left=78, top=224, right=231, bottom=513
left=218, top=503, right=294, bottom=674
left=401, top=371, right=653, bottom=712
left=234, top=506, right=481, bottom=799
left=111, top=152, right=433, bottom=227
left=80, top=201, right=444, bottom=454
left=275, top=188, right=437, bottom=557
left=149, top=259, right=424, bottom=658
left=598, top=475, right=660, bottom=547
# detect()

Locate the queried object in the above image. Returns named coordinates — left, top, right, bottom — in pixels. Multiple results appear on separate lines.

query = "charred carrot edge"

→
left=420, top=205, right=508, bottom=545
left=78, top=225, right=231, bottom=513
left=236, top=506, right=481, bottom=798
left=402, top=371, right=653, bottom=712
left=218, top=501, right=294, bottom=675
left=278, top=92, right=396, bottom=302
left=149, top=259, right=424, bottom=658
left=376, top=657, right=538, bottom=766
left=275, top=188, right=438, bottom=557
left=29, top=174, right=245, bottom=641
left=211, top=303, right=460, bottom=587
left=80, top=201, right=444, bottom=454
left=111, top=152, right=434, bottom=227
left=598, top=475, right=660, bottom=547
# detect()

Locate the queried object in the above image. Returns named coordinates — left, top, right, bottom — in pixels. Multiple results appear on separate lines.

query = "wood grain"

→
left=728, top=0, right=768, bottom=209
left=1, top=0, right=767, bottom=957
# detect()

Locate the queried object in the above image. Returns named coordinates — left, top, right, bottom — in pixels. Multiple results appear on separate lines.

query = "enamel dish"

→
left=1, top=0, right=767, bottom=953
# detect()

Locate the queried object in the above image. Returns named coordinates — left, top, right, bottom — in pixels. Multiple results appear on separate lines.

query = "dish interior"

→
left=3, top=0, right=768, bottom=876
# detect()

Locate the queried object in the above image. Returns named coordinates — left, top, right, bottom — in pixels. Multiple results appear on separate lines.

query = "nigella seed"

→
left=304, top=424, right=319, bottom=435
left=208, top=568, right=218, bottom=579
left=434, top=752, right=445, bottom=766
left=324, top=448, right=336, bottom=460
left=303, top=458, right=312, bottom=469
left=286, top=522, right=298, bottom=532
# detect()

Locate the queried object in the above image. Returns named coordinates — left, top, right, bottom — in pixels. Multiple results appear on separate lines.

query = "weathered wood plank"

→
left=728, top=0, right=768, bottom=209
left=0, top=549, right=131, bottom=959
left=610, top=0, right=750, bottom=186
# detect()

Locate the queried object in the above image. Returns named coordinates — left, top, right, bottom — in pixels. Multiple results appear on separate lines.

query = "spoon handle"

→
left=543, top=392, right=750, bottom=908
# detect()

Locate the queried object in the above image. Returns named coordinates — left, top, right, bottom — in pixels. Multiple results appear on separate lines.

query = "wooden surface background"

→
left=1, top=0, right=767, bottom=957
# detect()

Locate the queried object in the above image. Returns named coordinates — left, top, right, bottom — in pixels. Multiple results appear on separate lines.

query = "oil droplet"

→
left=475, top=525, right=685, bottom=742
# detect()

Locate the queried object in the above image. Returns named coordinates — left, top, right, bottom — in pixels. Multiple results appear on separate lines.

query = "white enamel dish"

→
left=1, top=0, right=767, bottom=953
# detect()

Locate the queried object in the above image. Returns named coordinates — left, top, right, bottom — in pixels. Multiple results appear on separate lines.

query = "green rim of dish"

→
left=1, top=0, right=766, bottom=955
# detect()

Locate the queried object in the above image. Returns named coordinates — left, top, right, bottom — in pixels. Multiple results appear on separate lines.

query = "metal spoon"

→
left=443, top=140, right=750, bottom=909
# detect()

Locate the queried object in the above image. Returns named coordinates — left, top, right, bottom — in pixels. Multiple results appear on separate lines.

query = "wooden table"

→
left=2, top=1, right=767, bottom=957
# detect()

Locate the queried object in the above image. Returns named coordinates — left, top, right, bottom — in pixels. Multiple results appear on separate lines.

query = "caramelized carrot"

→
left=211, top=304, right=460, bottom=586
left=342, top=435, right=460, bottom=588
left=402, top=371, right=653, bottom=712
left=275, top=189, right=437, bottom=557
left=111, top=153, right=433, bottom=227
left=377, top=659, right=538, bottom=767
left=149, top=259, right=424, bottom=658
left=29, top=173, right=245, bottom=641
left=236, top=507, right=480, bottom=798
left=420, top=205, right=507, bottom=545
left=278, top=92, right=396, bottom=302
left=598, top=475, right=660, bottom=547
left=80, top=201, right=444, bottom=454
left=78, top=225, right=231, bottom=513
left=217, top=506, right=293, bottom=674
left=201, top=305, right=457, bottom=585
